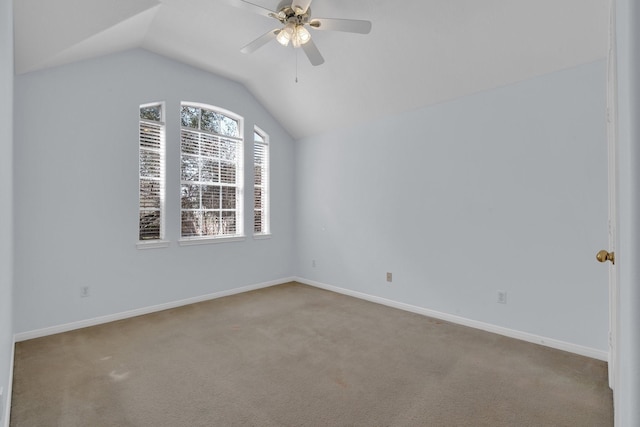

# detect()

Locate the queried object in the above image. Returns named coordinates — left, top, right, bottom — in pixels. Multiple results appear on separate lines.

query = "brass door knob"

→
left=596, top=250, right=615, bottom=265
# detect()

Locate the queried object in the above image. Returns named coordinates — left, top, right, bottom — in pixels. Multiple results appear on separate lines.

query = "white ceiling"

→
left=14, top=0, right=609, bottom=139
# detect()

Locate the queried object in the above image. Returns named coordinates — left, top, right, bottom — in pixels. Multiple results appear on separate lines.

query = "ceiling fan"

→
left=231, top=0, right=372, bottom=66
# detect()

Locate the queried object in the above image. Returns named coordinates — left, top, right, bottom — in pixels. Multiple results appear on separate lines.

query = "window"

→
left=253, top=127, right=270, bottom=236
left=180, top=103, right=244, bottom=241
left=139, top=103, right=166, bottom=245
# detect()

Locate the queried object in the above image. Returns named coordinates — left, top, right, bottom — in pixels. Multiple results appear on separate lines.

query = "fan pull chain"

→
left=295, top=49, right=299, bottom=83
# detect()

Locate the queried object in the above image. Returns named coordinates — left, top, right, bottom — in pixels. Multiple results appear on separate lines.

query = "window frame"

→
left=253, top=126, right=271, bottom=238
left=137, top=102, right=169, bottom=249
left=178, top=102, right=245, bottom=245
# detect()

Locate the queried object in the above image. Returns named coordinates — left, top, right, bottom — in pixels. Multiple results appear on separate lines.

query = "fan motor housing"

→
left=275, top=1, right=311, bottom=24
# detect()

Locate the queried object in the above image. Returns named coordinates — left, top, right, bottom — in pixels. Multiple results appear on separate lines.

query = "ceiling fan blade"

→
left=229, top=0, right=278, bottom=19
left=240, top=29, right=279, bottom=54
left=309, top=18, right=372, bottom=34
left=291, top=0, right=313, bottom=14
left=301, top=39, right=324, bottom=66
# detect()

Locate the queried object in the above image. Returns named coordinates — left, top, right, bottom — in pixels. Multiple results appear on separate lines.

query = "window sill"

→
left=253, top=233, right=272, bottom=240
left=179, top=235, right=246, bottom=246
left=137, top=240, right=170, bottom=250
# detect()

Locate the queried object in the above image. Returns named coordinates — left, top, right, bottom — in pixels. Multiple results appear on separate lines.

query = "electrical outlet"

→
left=497, top=290, right=507, bottom=304
left=312, top=259, right=316, bottom=268
left=80, top=286, right=90, bottom=298
left=386, top=272, right=392, bottom=282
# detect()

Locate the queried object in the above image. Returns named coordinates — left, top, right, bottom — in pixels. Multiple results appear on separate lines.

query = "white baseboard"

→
left=14, top=277, right=296, bottom=342
left=295, top=277, right=608, bottom=362
left=13, top=275, right=607, bottom=362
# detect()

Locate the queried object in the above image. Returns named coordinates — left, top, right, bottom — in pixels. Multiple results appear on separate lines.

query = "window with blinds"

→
left=180, top=103, right=244, bottom=240
left=139, top=103, right=165, bottom=242
left=254, top=128, right=270, bottom=236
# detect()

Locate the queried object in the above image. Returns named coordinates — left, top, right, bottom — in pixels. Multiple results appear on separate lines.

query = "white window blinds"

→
left=253, top=128, right=270, bottom=235
left=139, top=103, right=165, bottom=241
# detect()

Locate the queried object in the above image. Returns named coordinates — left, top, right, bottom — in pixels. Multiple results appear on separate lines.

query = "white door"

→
left=604, top=0, right=618, bottom=390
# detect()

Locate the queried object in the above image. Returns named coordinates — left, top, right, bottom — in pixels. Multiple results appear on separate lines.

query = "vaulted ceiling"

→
left=14, top=0, right=609, bottom=139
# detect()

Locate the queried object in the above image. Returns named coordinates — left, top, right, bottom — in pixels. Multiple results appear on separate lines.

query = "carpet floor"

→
left=11, top=282, right=613, bottom=426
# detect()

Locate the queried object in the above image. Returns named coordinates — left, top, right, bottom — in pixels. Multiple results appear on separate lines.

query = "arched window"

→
left=180, top=103, right=244, bottom=241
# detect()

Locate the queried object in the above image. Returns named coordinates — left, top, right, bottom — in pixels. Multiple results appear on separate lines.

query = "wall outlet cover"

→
left=497, top=291, right=507, bottom=304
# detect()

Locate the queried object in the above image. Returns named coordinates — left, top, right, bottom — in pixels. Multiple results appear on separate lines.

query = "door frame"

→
left=606, top=0, right=619, bottom=391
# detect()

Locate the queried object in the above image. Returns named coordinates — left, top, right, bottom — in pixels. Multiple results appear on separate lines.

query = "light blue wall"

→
left=615, top=0, right=640, bottom=424
left=296, top=61, right=609, bottom=352
left=0, top=0, right=13, bottom=422
left=13, top=49, right=296, bottom=333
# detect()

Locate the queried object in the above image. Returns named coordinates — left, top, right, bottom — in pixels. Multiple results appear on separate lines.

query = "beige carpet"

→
left=11, top=282, right=613, bottom=426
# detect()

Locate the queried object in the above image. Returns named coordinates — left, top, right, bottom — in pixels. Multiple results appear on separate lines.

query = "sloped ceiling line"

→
left=14, top=0, right=608, bottom=139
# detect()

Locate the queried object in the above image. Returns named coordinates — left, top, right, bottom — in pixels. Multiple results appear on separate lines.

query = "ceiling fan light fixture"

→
left=295, top=25, right=311, bottom=45
left=291, top=25, right=311, bottom=48
left=276, top=22, right=296, bottom=46
left=276, top=31, right=289, bottom=46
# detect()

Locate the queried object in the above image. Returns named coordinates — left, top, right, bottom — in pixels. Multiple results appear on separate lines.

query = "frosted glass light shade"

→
left=277, top=23, right=295, bottom=46
left=296, top=26, right=311, bottom=44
